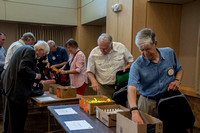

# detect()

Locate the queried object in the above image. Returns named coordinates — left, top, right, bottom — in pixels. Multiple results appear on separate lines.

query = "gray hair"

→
left=34, top=40, right=50, bottom=54
left=21, top=32, right=36, bottom=42
left=0, top=32, right=6, bottom=36
left=47, top=40, right=56, bottom=46
left=135, top=28, right=156, bottom=47
left=97, top=33, right=113, bottom=45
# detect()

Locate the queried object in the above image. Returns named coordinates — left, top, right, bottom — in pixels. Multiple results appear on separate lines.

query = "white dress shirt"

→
left=4, top=39, right=25, bottom=69
left=87, top=42, right=134, bottom=85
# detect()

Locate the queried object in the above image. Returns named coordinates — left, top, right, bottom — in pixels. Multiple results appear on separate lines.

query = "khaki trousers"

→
left=138, top=95, right=158, bottom=118
left=98, top=84, right=115, bottom=98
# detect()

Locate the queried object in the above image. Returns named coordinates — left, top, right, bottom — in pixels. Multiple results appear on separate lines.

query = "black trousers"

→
left=3, top=97, right=28, bottom=133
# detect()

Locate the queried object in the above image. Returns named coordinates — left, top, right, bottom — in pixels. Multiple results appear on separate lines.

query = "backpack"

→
left=157, top=92, right=195, bottom=133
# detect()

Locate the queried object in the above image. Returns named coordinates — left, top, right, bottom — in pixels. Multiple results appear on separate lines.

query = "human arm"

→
left=60, top=53, right=85, bottom=75
left=167, top=69, right=183, bottom=91
left=52, top=47, right=68, bottom=68
left=122, top=44, right=134, bottom=72
left=88, top=72, right=99, bottom=92
left=128, top=85, right=144, bottom=124
left=18, top=48, right=40, bottom=80
left=123, top=62, right=133, bottom=72
left=60, top=69, right=79, bottom=74
left=50, top=61, right=67, bottom=68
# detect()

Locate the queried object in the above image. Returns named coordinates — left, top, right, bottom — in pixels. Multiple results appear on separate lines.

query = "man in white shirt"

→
left=87, top=33, right=134, bottom=98
left=4, top=32, right=36, bottom=69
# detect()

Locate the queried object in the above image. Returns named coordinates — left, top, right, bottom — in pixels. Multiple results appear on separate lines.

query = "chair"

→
left=157, top=91, right=195, bottom=133
left=112, top=69, right=130, bottom=107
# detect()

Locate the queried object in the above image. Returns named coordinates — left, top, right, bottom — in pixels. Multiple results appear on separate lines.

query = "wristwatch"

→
left=130, top=107, right=138, bottom=114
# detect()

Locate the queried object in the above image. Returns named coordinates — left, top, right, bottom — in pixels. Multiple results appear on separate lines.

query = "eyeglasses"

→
left=139, top=45, right=155, bottom=52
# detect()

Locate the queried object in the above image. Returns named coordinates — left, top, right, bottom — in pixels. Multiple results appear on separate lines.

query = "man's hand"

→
left=88, top=72, right=100, bottom=92
left=90, top=80, right=99, bottom=92
left=46, top=63, right=50, bottom=68
left=167, top=80, right=180, bottom=91
left=131, top=110, right=144, bottom=124
left=123, top=66, right=128, bottom=72
left=60, top=70, right=67, bottom=74
left=50, top=65, right=57, bottom=68
left=123, top=62, right=132, bottom=72
left=35, top=74, right=41, bottom=80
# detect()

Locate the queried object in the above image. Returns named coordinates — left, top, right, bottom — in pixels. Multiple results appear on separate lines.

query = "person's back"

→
left=2, top=45, right=37, bottom=104
left=4, top=32, right=36, bottom=69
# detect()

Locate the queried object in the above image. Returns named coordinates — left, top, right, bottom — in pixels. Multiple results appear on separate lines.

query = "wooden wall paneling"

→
left=146, top=2, right=182, bottom=56
left=0, top=22, right=17, bottom=51
left=148, top=0, right=195, bottom=4
left=79, top=26, right=103, bottom=60
left=106, top=0, right=118, bottom=41
left=195, top=26, right=200, bottom=95
left=117, top=0, right=133, bottom=51
left=132, top=0, right=148, bottom=59
left=179, top=0, right=200, bottom=88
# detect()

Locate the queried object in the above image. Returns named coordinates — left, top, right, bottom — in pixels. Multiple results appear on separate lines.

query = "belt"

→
left=142, top=95, right=159, bottom=101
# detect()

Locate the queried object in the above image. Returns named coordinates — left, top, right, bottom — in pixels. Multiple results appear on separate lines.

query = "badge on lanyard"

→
left=167, top=68, right=174, bottom=76
left=52, top=56, right=56, bottom=60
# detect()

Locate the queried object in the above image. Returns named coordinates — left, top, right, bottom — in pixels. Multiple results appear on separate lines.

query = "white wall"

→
left=81, top=0, right=106, bottom=24
left=0, top=0, right=78, bottom=25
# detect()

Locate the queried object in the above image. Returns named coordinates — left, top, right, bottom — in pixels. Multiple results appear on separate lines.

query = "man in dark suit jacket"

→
left=0, top=40, right=49, bottom=133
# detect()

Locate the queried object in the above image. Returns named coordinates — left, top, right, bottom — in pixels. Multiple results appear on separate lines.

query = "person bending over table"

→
left=128, top=28, right=183, bottom=124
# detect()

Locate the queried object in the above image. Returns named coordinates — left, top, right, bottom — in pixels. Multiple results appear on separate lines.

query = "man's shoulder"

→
left=17, top=45, right=33, bottom=52
left=113, top=42, right=125, bottom=48
left=134, top=56, right=144, bottom=65
left=89, top=46, right=100, bottom=55
left=9, top=40, right=22, bottom=49
left=58, top=46, right=67, bottom=52
left=158, top=47, right=174, bottom=53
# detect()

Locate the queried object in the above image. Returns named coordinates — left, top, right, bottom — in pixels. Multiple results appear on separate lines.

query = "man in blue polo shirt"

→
left=128, top=28, right=183, bottom=124
left=47, top=40, right=68, bottom=69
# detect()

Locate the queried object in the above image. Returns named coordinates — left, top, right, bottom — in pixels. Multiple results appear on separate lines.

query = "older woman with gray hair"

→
left=128, top=28, right=183, bottom=124
left=1, top=40, right=49, bottom=133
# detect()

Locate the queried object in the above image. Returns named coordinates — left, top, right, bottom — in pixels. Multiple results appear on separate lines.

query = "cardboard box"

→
left=116, top=111, right=163, bottom=133
left=96, top=104, right=129, bottom=127
left=57, top=86, right=76, bottom=98
left=79, top=95, right=115, bottom=115
left=41, top=80, right=56, bottom=91
left=49, top=84, right=61, bottom=94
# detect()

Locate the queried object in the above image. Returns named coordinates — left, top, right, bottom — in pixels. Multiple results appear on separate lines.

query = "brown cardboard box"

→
left=79, top=95, right=115, bottom=115
left=41, top=80, right=56, bottom=91
left=116, top=111, right=163, bottom=133
left=96, top=104, right=129, bottom=127
left=57, top=86, right=76, bottom=98
left=49, top=84, right=61, bottom=94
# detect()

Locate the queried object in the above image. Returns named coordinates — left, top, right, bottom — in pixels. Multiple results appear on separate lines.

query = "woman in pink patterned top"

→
left=60, top=39, right=88, bottom=97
